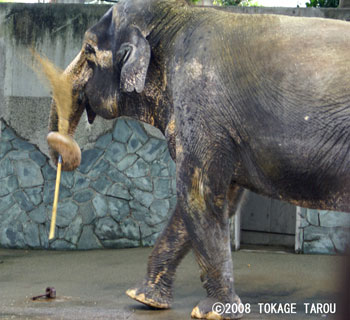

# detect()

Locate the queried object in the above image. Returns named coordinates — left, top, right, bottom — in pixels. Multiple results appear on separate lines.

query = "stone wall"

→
left=296, top=208, right=350, bottom=254
left=0, top=118, right=175, bottom=249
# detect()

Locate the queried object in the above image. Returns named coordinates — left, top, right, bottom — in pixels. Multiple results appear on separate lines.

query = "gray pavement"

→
left=0, top=247, right=345, bottom=320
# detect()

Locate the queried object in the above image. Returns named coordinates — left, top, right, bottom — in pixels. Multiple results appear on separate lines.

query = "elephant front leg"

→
left=126, top=204, right=190, bottom=308
left=178, top=163, right=243, bottom=320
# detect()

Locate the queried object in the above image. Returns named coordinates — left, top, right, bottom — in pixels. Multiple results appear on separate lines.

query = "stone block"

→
left=160, top=168, right=170, bottom=177
left=127, top=133, right=143, bottom=153
left=150, top=162, right=162, bottom=176
left=92, top=194, right=108, bottom=218
left=29, top=151, right=47, bottom=167
left=142, top=122, right=165, bottom=140
left=43, top=182, right=72, bottom=204
left=136, top=138, right=167, bottom=163
left=7, top=151, right=29, bottom=160
left=95, top=217, right=122, bottom=240
left=39, top=224, right=49, bottom=249
left=79, top=201, right=96, bottom=225
left=126, top=119, right=149, bottom=144
left=55, top=201, right=78, bottom=228
left=120, top=217, right=140, bottom=240
left=77, top=225, right=102, bottom=250
left=0, top=224, right=26, bottom=248
left=145, top=211, right=167, bottom=227
left=0, top=204, right=26, bottom=248
left=73, top=173, right=90, bottom=191
left=12, top=138, right=35, bottom=151
left=101, top=238, right=140, bottom=249
left=63, top=215, right=83, bottom=245
left=303, top=225, right=330, bottom=241
left=50, top=240, right=76, bottom=250
left=303, top=225, right=338, bottom=254
left=160, top=149, right=172, bottom=163
left=129, top=200, right=149, bottom=215
left=1, top=126, right=16, bottom=141
left=116, top=154, right=138, bottom=171
left=0, top=158, right=14, bottom=179
left=107, top=183, right=132, bottom=200
left=142, top=232, right=160, bottom=247
left=132, top=177, right=153, bottom=192
left=61, top=171, right=75, bottom=189
left=0, top=141, right=12, bottom=158
left=105, top=141, right=127, bottom=163
left=15, top=159, right=43, bottom=188
left=90, top=174, right=113, bottom=194
left=131, top=211, right=147, bottom=223
left=95, top=133, right=112, bottom=149
left=24, top=186, right=42, bottom=206
left=139, top=223, right=157, bottom=239
left=150, top=199, right=170, bottom=219
left=319, top=210, right=350, bottom=228
left=0, top=194, right=16, bottom=213
left=73, top=189, right=94, bottom=203
left=28, top=204, right=47, bottom=224
left=108, top=167, right=133, bottom=188
left=88, top=159, right=110, bottom=179
left=78, top=149, right=104, bottom=174
left=23, top=220, right=41, bottom=248
left=108, top=197, right=130, bottom=221
left=130, top=189, right=153, bottom=208
left=13, top=190, right=34, bottom=212
left=113, top=118, right=133, bottom=143
left=42, top=163, right=56, bottom=181
left=124, top=158, right=149, bottom=178
left=306, top=209, right=319, bottom=226
left=0, top=175, right=19, bottom=197
left=330, top=227, right=350, bottom=253
left=303, top=238, right=335, bottom=254
left=153, top=177, right=171, bottom=200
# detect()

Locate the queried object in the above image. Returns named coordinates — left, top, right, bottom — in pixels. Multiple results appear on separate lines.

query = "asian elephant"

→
left=47, top=0, right=350, bottom=319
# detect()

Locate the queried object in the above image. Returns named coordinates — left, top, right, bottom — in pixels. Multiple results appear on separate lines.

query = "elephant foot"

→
left=191, top=296, right=244, bottom=320
left=126, top=279, right=172, bottom=309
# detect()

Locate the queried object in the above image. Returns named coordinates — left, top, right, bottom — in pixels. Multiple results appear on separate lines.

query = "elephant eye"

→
left=85, top=43, right=96, bottom=55
left=116, top=44, right=132, bottom=66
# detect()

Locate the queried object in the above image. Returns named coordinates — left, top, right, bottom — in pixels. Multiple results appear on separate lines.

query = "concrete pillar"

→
left=339, top=0, right=350, bottom=7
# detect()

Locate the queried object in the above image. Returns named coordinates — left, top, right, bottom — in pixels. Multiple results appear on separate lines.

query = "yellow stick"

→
left=49, top=155, right=62, bottom=240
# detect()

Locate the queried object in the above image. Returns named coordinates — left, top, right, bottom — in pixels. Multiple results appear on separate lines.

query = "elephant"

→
left=47, top=0, right=350, bottom=319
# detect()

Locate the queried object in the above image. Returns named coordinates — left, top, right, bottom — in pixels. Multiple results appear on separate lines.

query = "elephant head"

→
left=48, top=0, right=155, bottom=171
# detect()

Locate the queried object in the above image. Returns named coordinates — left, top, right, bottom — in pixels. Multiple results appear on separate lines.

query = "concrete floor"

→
left=0, top=247, right=345, bottom=320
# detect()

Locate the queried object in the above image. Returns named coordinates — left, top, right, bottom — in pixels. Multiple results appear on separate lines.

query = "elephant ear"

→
left=117, top=27, right=151, bottom=93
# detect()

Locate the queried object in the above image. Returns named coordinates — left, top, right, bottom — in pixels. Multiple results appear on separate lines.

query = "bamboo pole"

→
left=49, top=155, right=62, bottom=240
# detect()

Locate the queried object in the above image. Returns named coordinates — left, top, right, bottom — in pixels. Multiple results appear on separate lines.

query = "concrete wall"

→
left=0, top=3, right=349, bottom=252
left=0, top=3, right=113, bottom=157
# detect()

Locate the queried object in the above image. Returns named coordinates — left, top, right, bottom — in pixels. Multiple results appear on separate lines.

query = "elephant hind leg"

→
left=126, top=204, right=190, bottom=309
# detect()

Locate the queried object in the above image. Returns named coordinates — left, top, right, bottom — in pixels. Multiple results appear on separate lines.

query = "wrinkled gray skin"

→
left=48, top=0, right=350, bottom=318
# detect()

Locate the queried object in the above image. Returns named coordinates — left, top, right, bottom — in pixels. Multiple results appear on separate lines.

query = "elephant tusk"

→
left=49, top=155, right=62, bottom=240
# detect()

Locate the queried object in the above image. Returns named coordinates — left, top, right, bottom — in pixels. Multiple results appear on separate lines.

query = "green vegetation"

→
left=305, top=0, right=339, bottom=6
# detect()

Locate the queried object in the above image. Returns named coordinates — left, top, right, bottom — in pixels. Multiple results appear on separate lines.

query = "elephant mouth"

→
left=83, top=92, right=119, bottom=121
left=79, top=91, right=120, bottom=124
left=77, top=92, right=97, bottom=124
left=85, top=99, right=97, bottom=124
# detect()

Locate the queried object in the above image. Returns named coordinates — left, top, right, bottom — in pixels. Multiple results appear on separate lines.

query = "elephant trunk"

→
left=47, top=51, right=91, bottom=171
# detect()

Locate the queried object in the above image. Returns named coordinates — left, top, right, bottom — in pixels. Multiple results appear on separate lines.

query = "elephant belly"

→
left=232, top=141, right=350, bottom=213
